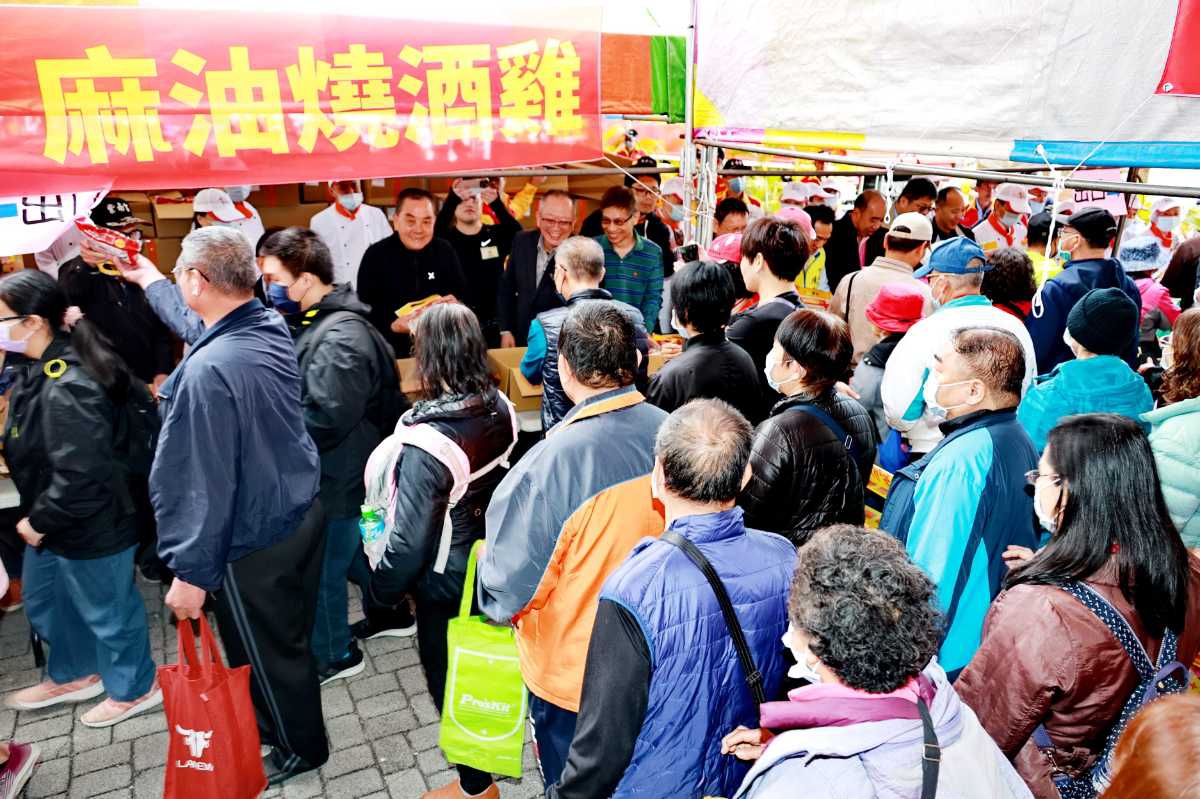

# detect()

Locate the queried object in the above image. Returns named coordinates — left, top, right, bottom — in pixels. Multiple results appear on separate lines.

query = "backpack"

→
left=114, top=382, right=161, bottom=477
left=1031, top=581, right=1191, bottom=798
left=361, top=393, right=518, bottom=571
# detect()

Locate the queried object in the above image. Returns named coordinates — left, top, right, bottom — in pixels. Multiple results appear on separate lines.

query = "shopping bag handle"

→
left=460, top=540, right=483, bottom=619
left=176, top=615, right=225, bottom=682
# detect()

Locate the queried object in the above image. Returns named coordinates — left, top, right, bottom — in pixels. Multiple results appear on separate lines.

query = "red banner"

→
left=0, top=7, right=601, bottom=195
left=1158, top=0, right=1200, bottom=96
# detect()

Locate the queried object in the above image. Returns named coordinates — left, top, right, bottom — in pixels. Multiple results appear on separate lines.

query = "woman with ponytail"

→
left=0, top=270, right=161, bottom=728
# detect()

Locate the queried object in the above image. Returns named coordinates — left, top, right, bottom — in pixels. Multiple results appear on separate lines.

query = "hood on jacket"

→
left=1036, top=355, right=1150, bottom=406
left=1144, top=394, right=1200, bottom=426
left=406, top=386, right=506, bottom=427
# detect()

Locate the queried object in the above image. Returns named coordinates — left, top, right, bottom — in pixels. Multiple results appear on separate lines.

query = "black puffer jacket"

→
left=370, top=387, right=515, bottom=606
left=3, top=336, right=136, bottom=559
left=291, top=285, right=406, bottom=519
left=738, top=391, right=877, bottom=546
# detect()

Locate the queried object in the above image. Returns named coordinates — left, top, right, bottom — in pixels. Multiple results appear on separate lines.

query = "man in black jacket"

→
left=647, top=261, right=758, bottom=421
left=357, top=188, right=468, bottom=357
left=259, top=228, right=412, bottom=685
left=435, top=178, right=523, bottom=346
left=497, top=190, right=574, bottom=347
left=863, top=178, right=937, bottom=266
left=824, top=189, right=886, bottom=292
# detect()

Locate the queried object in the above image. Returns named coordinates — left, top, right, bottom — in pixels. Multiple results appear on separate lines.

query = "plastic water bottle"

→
left=359, top=505, right=387, bottom=569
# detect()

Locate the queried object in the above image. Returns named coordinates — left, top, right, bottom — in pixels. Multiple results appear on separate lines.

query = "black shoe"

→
left=263, top=750, right=321, bottom=786
left=351, top=606, right=417, bottom=641
left=317, top=642, right=366, bottom=686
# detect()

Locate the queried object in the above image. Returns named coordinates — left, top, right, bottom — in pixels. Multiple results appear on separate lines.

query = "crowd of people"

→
left=0, top=169, right=1198, bottom=799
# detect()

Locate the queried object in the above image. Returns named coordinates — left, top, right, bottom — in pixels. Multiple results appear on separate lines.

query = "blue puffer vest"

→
left=601, top=507, right=795, bottom=798
left=538, top=288, right=650, bottom=430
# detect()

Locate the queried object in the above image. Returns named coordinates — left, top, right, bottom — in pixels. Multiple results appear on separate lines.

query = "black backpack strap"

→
left=785, top=403, right=859, bottom=463
left=918, top=696, right=941, bottom=799
left=662, top=530, right=766, bottom=706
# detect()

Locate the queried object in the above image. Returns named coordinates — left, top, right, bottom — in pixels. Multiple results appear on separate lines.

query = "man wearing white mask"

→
left=309, top=179, right=391, bottom=288
left=879, top=326, right=1038, bottom=680
left=191, top=188, right=263, bottom=247
left=547, top=399, right=793, bottom=799
left=971, top=183, right=1030, bottom=254
left=881, top=237, right=1036, bottom=458
left=1143, top=197, right=1186, bottom=259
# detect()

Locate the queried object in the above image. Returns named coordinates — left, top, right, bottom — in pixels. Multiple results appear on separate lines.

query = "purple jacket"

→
left=734, top=661, right=1033, bottom=799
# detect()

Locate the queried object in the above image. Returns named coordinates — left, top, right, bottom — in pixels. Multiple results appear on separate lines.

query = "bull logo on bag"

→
left=176, top=724, right=214, bottom=767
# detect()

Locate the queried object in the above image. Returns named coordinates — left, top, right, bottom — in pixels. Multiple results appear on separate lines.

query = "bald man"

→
left=825, top=190, right=886, bottom=291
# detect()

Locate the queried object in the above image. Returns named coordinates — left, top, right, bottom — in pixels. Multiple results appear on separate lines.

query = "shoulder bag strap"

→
left=845, top=270, right=859, bottom=326
left=662, top=530, right=766, bottom=706
left=785, top=403, right=859, bottom=463
left=918, top=696, right=941, bottom=799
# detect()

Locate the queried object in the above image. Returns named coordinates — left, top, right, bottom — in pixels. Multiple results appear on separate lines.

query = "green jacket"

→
left=1143, top=396, right=1200, bottom=548
left=1017, top=355, right=1153, bottom=452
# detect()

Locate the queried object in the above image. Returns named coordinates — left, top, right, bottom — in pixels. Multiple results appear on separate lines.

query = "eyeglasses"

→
left=1024, top=470, right=1062, bottom=486
left=172, top=264, right=210, bottom=282
left=601, top=214, right=632, bottom=227
left=0, top=315, right=25, bottom=324
left=539, top=217, right=574, bottom=229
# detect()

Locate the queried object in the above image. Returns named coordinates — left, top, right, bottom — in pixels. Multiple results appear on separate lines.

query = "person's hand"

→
left=659, top=341, right=683, bottom=358
left=118, top=254, right=166, bottom=290
left=530, top=175, right=548, bottom=187
left=151, top=374, right=169, bottom=397
left=481, top=185, right=500, bottom=205
left=499, top=332, right=516, bottom=349
left=835, top=381, right=861, bottom=400
left=721, top=726, right=773, bottom=761
left=63, top=305, right=84, bottom=328
left=1002, top=545, right=1036, bottom=568
left=1138, top=357, right=1156, bottom=374
left=391, top=313, right=419, bottom=335
left=452, top=178, right=472, bottom=201
left=16, top=517, right=44, bottom=548
left=78, top=237, right=111, bottom=267
left=647, top=336, right=662, bottom=353
left=165, top=577, right=207, bottom=620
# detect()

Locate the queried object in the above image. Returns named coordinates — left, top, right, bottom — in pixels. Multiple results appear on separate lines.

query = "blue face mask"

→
left=669, top=205, right=685, bottom=222
left=727, top=177, right=746, bottom=194
left=1028, top=200, right=1046, bottom=216
left=266, top=281, right=300, bottom=314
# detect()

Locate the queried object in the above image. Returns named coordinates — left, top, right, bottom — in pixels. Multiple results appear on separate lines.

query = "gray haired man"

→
left=126, top=227, right=329, bottom=784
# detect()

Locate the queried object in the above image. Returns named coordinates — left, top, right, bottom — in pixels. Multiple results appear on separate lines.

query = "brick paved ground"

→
left=0, top=578, right=544, bottom=798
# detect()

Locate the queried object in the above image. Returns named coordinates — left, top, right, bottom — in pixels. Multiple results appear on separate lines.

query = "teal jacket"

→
left=1017, top=356, right=1153, bottom=452
left=1143, top=396, right=1200, bottom=548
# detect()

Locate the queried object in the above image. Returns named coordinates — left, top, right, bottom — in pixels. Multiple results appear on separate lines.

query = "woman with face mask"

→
left=724, top=525, right=1032, bottom=799
left=0, top=271, right=162, bottom=729
left=957, top=414, right=1200, bottom=799
left=736, top=309, right=877, bottom=546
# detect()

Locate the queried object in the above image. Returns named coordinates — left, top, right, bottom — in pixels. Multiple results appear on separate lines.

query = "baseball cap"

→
left=993, top=183, right=1032, bottom=214
left=884, top=212, right=933, bottom=243
left=193, top=188, right=242, bottom=223
left=775, top=206, right=814, bottom=238
left=1062, top=207, right=1118, bottom=243
left=660, top=177, right=686, bottom=200
left=914, top=236, right=991, bottom=279
left=1151, top=197, right=1183, bottom=216
left=706, top=232, right=743, bottom=263
left=780, top=181, right=811, bottom=205
left=625, top=155, right=661, bottom=187
left=90, top=196, right=149, bottom=230
left=811, top=181, right=840, bottom=203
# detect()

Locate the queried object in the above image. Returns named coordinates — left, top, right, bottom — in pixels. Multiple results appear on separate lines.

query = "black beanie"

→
left=1066, top=287, right=1139, bottom=356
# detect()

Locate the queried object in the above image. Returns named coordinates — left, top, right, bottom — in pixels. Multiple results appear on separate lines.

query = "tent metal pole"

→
left=681, top=0, right=698, bottom=241
left=695, top=138, right=1200, bottom=199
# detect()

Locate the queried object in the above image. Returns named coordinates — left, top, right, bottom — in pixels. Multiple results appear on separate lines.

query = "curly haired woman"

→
left=723, top=526, right=1031, bottom=799
left=1142, top=307, right=1200, bottom=549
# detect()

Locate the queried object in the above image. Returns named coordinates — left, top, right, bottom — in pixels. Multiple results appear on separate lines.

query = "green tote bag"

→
left=439, top=540, right=527, bottom=778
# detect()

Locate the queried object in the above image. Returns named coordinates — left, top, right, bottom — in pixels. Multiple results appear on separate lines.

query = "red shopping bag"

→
left=158, top=616, right=266, bottom=799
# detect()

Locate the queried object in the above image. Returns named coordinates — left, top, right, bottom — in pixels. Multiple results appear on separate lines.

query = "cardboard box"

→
left=248, top=183, right=301, bottom=207
left=366, top=177, right=427, bottom=206
left=487, top=347, right=542, bottom=413
left=151, top=192, right=195, bottom=238
left=300, top=182, right=329, bottom=205
left=395, top=357, right=422, bottom=396
left=258, top=204, right=328, bottom=230
left=145, top=238, right=182, bottom=274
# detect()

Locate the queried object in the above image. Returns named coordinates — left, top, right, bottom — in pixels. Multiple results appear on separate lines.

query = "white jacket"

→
left=881, top=294, right=1037, bottom=454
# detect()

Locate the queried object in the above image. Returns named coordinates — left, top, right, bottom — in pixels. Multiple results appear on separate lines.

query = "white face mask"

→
left=1034, top=478, right=1060, bottom=534
left=922, top=373, right=973, bottom=420
left=764, top=349, right=801, bottom=394
left=1001, top=211, right=1022, bottom=229
left=782, top=625, right=822, bottom=683
left=337, top=192, right=363, bottom=213
left=225, top=185, right=252, bottom=203
left=670, top=312, right=692, bottom=340
left=1155, top=215, right=1181, bottom=233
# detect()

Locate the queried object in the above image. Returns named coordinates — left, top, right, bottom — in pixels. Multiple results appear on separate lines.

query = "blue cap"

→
left=913, top=236, right=991, bottom=279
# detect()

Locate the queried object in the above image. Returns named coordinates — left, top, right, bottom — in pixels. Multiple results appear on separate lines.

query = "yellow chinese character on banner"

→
left=496, top=39, right=583, bottom=138
left=398, top=44, right=494, bottom=146
left=169, top=47, right=288, bottom=158
left=285, top=44, right=400, bottom=152
left=36, top=45, right=171, bottom=165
